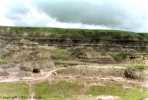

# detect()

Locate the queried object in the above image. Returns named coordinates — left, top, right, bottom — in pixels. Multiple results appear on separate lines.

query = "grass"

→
left=122, top=88, right=148, bottom=100
left=86, top=84, right=125, bottom=96
left=0, top=81, right=146, bottom=100
left=0, top=82, right=29, bottom=100
left=1, top=26, right=148, bottom=42
left=34, top=81, right=148, bottom=100
left=87, top=84, right=148, bottom=100
left=34, top=81, right=84, bottom=100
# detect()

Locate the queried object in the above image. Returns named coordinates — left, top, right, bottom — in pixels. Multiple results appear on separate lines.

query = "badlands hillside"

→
left=0, top=26, right=148, bottom=100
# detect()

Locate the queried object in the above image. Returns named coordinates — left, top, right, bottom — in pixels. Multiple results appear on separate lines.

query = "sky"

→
left=0, top=0, right=148, bottom=32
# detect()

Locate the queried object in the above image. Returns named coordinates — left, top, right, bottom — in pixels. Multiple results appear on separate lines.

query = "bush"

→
left=0, top=57, right=7, bottom=64
left=124, top=67, right=144, bottom=80
left=110, top=52, right=128, bottom=62
left=124, top=68, right=137, bottom=79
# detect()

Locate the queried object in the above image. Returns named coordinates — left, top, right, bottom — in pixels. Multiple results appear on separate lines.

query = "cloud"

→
left=32, top=0, right=148, bottom=32
left=0, top=0, right=14, bottom=26
left=0, top=0, right=148, bottom=32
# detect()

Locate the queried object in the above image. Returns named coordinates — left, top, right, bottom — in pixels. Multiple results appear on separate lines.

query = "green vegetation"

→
left=87, top=84, right=148, bottom=100
left=34, top=81, right=84, bottom=100
left=86, top=84, right=125, bottom=96
left=110, top=52, right=129, bottom=62
left=0, top=82, right=29, bottom=100
left=34, top=81, right=148, bottom=100
left=0, top=57, right=7, bottom=64
left=1, top=26, right=148, bottom=41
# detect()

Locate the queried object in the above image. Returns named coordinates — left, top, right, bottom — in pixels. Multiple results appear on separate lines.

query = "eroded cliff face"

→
left=0, top=38, right=55, bottom=78
left=0, top=26, right=148, bottom=79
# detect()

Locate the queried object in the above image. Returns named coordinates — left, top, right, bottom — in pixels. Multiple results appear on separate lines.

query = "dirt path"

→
left=25, top=68, right=66, bottom=84
left=0, top=68, right=65, bottom=83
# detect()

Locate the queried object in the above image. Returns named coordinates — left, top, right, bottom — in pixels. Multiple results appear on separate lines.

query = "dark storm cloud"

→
left=33, top=0, right=125, bottom=26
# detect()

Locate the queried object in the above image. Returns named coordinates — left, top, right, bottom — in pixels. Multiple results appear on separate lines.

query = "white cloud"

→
left=0, top=17, right=14, bottom=26
left=3, top=0, right=110, bottom=29
left=47, top=21, right=111, bottom=30
left=0, top=0, right=14, bottom=26
left=18, top=6, right=110, bottom=30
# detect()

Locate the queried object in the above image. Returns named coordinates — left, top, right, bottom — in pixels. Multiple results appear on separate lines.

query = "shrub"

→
left=110, top=52, right=129, bottom=62
left=124, top=67, right=144, bottom=80
left=124, top=68, right=137, bottom=79
left=0, top=57, right=7, bottom=64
